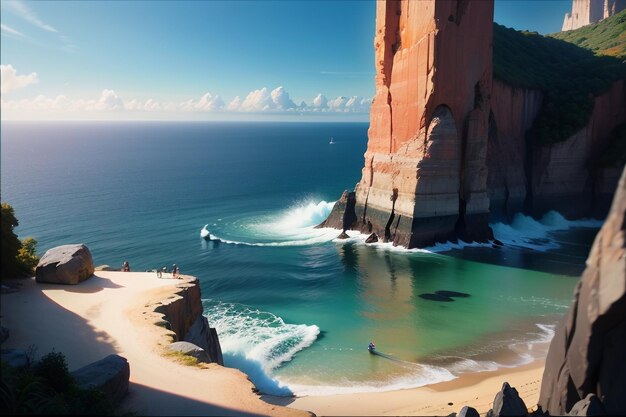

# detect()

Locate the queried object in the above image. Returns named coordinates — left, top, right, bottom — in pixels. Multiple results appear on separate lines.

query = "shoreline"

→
left=1, top=271, right=546, bottom=416
left=267, top=359, right=544, bottom=416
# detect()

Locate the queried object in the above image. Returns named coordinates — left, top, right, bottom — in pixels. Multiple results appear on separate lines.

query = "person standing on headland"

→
left=122, top=261, right=130, bottom=272
left=172, top=264, right=180, bottom=279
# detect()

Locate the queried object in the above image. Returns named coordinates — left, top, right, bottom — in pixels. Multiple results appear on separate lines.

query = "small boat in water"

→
left=200, top=224, right=212, bottom=240
left=329, top=137, right=335, bottom=144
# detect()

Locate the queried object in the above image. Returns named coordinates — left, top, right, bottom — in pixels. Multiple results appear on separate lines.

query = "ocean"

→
left=1, top=121, right=601, bottom=396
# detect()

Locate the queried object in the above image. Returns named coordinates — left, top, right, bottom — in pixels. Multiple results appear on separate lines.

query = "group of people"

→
left=122, top=261, right=181, bottom=279
left=156, top=264, right=181, bottom=279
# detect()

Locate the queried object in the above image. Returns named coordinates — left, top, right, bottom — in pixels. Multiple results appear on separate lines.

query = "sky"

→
left=0, top=0, right=572, bottom=121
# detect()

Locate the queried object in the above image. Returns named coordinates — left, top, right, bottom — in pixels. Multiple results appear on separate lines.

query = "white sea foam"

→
left=206, top=200, right=601, bottom=253
left=284, top=364, right=457, bottom=396
left=490, top=211, right=602, bottom=252
left=205, top=200, right=337, bottom=247
left=203, top=301, right=319, bottom=396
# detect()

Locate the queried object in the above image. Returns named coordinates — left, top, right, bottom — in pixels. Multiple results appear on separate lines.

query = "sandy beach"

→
left=2, top=271, right=544, bottom=416
left=1, top=272, right=307, bottom=417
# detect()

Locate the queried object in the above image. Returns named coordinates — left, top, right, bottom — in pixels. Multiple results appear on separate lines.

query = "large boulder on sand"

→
left=539, top=167, right=626, bottom=415
left=35, top=244, right=94, bottom=284
left=71, top=354, right=129, bottom=405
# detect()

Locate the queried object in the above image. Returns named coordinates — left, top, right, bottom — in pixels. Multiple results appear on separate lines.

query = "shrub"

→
left=1, top=203, right=39, bottom=278
left=1, top=351, right=115, bottom=415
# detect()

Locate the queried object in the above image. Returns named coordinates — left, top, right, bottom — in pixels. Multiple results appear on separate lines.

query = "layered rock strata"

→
left=538, top=166, right=626, bottom=415
left=323, top=0, right=495, bottom=248
left=154, top=278, right=223, bottom=365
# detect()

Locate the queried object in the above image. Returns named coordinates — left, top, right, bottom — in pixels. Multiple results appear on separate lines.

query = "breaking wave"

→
left=202, top=300, right=319, bottom=396
left=490, top=211, right=602, bottom=251
left=206, top=200, right=337, bottom=247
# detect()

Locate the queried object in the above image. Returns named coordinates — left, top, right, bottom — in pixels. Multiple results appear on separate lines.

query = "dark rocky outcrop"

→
left=35, top=244, right=94, bottom=285
left=365, top=233, right=379, bottom=244
left=458, top=405, right=480, bottom=417
left=70, top=354, right=129, bottom=405
left=168, top=341, right=211, bottom=363
left=154, top=278, right=223, bottom=365
left=487, top=382, right=528, bottom=417
left=538, top=166, right=626, bottom=415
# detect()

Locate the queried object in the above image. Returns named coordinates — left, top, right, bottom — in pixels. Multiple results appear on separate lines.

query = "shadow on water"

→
left=369, top=350, right=404, bottom=363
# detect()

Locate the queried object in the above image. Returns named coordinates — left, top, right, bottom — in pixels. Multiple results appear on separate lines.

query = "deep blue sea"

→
left=1, top=121, right=601, bottom=395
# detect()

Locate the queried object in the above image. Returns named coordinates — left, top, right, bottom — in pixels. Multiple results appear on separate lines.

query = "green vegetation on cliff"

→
left=493, top=16, right=626, bottom=145
left=1, top=203, right=39, bottom=278
left=552, top=10, right=626, bottom=59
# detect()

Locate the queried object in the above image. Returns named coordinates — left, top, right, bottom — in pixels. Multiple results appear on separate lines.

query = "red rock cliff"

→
left=327, top=0, right=495, bottom=248
left=487, top=79, right=626, bottom=220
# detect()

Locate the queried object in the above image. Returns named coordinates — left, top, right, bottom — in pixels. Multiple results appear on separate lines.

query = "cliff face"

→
left=488, top=79, right=626, bottom=220
left=155, top=278, right=223, bottom=365
left=325, top=0, right=494, bottom=248
left=538, top=166, right=626, bottom=415
left=562, top=0, right=625, bottom=31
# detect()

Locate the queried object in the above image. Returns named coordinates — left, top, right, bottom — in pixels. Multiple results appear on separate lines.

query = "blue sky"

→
left=1, top=0, right=571, bottom=121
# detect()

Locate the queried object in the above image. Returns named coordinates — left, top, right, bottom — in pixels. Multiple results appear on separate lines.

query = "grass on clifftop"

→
left=551, top=10, right=626, bottom=59
left=493, top=15, right=626, bottom=146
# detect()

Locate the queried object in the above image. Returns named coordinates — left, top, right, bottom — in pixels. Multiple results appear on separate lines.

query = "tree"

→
left=1, top=203, right=39, bottom=278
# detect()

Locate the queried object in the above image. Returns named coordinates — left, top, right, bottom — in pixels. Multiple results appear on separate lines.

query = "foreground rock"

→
left=538, top=167, right=626, bottom=415
left=35, top=244, right=94, bottom=285
left=71, top=354, right=129, bottom=405
left=487, top=382, right=528, bottom=417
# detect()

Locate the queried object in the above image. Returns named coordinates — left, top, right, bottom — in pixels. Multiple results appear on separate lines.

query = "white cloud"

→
left=5, top=0, right=58, bottom=32
left=95, top=89, right=124, bottom=110
left=1, top=23, right=24, bottom=37
left=1, top=85, right=372, bottom=119
left=195, top=92, right=224, bottom=111
left=241, top=87, right=273, bottom=111
left=312, top=93, right=328, bottom=109
left=227, top=96, right=242, bottom=111
left=270, top=86, right=296, bottom=110
left=238, top=86, right=297, bottom=112
left=0, top=64, right=39, bottom=94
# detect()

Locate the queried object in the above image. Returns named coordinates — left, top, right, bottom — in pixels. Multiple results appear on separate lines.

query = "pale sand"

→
left=1, top=271, right=546, bottom=417
left=270, top=360, right=544, bottom=416
left=1, top=272, right=308, bottom=417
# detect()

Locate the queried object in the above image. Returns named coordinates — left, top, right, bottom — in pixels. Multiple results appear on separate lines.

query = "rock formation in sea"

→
left=322, top=0, right=495, bottom=248
left=537, top=166, right=626, bottom=415
left=322, top=0, right=626, bottom=248
left=562, top=0, right=626, bottom=31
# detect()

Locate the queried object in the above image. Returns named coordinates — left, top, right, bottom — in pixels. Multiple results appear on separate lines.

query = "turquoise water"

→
left=1, top=121, right=600, bottom=395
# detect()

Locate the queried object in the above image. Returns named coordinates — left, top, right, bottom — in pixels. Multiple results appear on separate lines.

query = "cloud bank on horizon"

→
left=0, top=65, right=371, bottom=120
